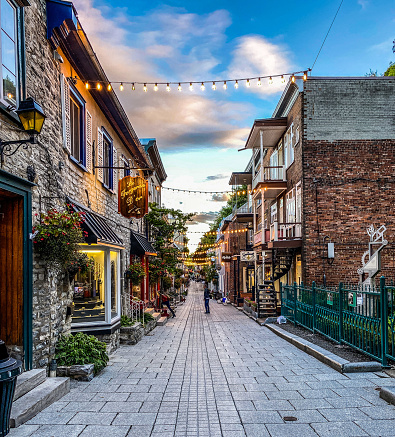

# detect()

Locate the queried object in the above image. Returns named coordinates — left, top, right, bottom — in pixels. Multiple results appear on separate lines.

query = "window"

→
left=72, top=247, right=120, bottom=325
left=270, top=202, right=277, bottom=224
left=1, top=0, right=18, bottom=105
left=279, top=197, right=284, bottom=223
left=70, top=93, right=83, bottom=162
left=97, top=128, right=117, bottom=192
left=286, top=188, right=296, bottom=223
left=284, top=124, right=295, bottom=169
left=296, top=182, right=301, bottom=223
left=103, top=134, right=112, bottom=188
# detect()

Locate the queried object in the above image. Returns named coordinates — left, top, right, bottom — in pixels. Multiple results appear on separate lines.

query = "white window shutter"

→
left=86, top=111, right=93, bottom=172
left=113, top=147, right=118, bottom=193
left=97, top=128, right=103, bottom=182
left=119, top=155, right=124, bottom=180
left=61, top=74, right=71, bottom=153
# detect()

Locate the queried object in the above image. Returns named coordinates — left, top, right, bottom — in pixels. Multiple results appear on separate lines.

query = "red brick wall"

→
left=302, top=139, right=395, bottom=286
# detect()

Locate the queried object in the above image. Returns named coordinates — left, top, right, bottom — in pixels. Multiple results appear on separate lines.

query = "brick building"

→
left=239, top=76, right=395, bottom=317
left=0, top=0, right=163, bottom=370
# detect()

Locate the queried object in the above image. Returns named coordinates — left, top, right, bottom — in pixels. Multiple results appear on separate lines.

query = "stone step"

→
left=152, top=312, right=162, bottom=321
left=144, top=307, right=155, bottom=315
left=14, top=369, right=46, bottom=401
left=10, top=377, right=70, bottom=428
left=156, top=316, right=168, bottom=326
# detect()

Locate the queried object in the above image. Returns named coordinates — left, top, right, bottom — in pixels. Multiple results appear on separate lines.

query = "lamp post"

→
left=0, top=97, right=46, bottom=166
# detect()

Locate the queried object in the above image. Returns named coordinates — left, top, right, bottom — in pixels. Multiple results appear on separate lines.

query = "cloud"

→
left=205, top=174, right=228, bottom=181
left=211, top=193, right=229, bottom=202
left=227, top=35, right=293, bottom=97
left=358, top=0, right=368, bottom=9
left=189, top=212, right=218, bottom=224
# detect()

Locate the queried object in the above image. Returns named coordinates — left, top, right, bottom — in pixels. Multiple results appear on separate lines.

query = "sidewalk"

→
left=10, top=282, right=395, bottom=437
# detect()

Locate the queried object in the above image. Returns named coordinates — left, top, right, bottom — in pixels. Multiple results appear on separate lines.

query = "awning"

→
left=229, top=172, right=252, bottom=186
left=130, top=231, right=157, bottom=256
left=68, top=199, right=124, bottom=247
left=242, top=117, right=288, bottom=150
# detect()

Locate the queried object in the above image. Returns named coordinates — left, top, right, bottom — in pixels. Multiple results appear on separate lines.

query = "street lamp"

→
left=0, top=97, right=46, bottom=165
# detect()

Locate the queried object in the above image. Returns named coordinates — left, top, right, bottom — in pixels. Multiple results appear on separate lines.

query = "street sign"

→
left=240, top=251, right=257, bottom=262
left=221, top=252, right=232, bottom=262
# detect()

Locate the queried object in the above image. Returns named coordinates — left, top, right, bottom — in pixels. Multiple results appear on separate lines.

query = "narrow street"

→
left=11, top=282, right=395, bottom=437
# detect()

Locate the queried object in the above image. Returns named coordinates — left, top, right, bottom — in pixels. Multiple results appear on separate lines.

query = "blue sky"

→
left=73, top=0, right=394, bottom=247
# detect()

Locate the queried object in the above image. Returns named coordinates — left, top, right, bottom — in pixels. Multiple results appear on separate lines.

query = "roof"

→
left=46, top=0, right=150, bottom=169
left=140, top=139, right=167, bottom=183
left=130, top=231, right=157, bottom=256
left=229, top=172, right=252, bottom=186
left=68, top=199, right=124, bottom=247
left=241, top=117, right=288, bottom=150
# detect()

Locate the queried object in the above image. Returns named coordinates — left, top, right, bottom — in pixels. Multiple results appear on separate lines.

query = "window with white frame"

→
left=270, top=202, right=277, bottom=224
left=97, top=128, right=117, bottom=192
left=286, top=188, right=296, bottom=223
left=269, top=149, right=278, bottom=179
left=1, top=0, right=19, bottom=105
left=284, top=124, right=295, bottom=169
left=279, top=197, right=284, bottom=223
left=296, top=182, right=301, bottom=223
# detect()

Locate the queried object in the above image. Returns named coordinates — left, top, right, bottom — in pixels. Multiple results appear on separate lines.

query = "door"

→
left=0, top=188, right=23, bottom=347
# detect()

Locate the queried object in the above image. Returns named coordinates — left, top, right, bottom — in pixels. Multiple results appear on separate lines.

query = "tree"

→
left=384, top=62, right=395, bottom=76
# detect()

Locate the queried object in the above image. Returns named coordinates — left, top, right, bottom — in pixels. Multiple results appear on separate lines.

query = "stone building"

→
left=0, top=0, right=163, bottom=370
left=240, top=76, right=395, bottom=316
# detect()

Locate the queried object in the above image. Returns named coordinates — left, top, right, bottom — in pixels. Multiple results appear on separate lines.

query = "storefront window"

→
left=72, top=247, right=120, bottom=325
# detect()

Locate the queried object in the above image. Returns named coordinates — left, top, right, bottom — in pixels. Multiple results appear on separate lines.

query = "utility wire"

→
left=311, top=0, right=344, bottom=71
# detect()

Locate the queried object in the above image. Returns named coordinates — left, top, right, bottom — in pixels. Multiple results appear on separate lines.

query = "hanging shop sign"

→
left=240, top=251, right=257, bottom=262
left=118, top=175, right=148, bottom=219
left=221, top=252, right=232, bottom=263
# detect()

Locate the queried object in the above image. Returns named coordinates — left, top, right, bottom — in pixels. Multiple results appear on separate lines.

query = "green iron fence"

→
left=281, top=277, right=395, bottom=366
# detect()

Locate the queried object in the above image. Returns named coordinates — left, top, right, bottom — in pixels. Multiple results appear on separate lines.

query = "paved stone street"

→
left=10, top=282, right=395, bottom=437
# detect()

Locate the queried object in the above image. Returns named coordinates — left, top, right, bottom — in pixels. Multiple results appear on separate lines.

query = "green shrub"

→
left=141, top=312, right=154, bottom=325
left=121, top=315, right=135, bottom=326
left=55, top=332, right=109, bottom=374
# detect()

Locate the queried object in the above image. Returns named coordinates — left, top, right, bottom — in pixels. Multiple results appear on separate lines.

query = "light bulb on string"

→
left=201, top=82, right=205, bottom=91
left=154, top=83, right=158, bottom=91
left=178, top=83, right=182, bottom=92
left=269, top=76, right=273, bottom=85
left=96, top=83, right=101, bottom=90
left=234, top=80, right=239, bottom=89
left=223, top=81, right=227, bottom=90
left=85, top=82, right=90, bottom=90
left=212, top=82, right=216, bottom=90
left=189, top=82, right=193, bottom=91
left=291, top=75, right=296, bottom=83
left=166, top=83, right=170, bottom=92
left=246, top=79, right=251, bottom=88
left=120, top=83, right=124, bottom=91
left=132, top=83, right=135, bottom=91
left=257, top=77, right=262, bottom=87
left=303, top=71, right=308, bottom=81
left=281, top=75, right=285, bottom=83
left=143, top=83, right=147, bottom=92
left=107, top=83, right=112, bottom=91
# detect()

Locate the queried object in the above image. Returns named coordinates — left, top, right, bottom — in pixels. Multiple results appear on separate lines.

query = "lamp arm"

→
left=0, top=136, right=35, bottom=165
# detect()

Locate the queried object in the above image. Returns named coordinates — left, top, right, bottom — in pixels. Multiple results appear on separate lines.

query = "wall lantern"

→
left=0, top=97, right=46, bottom=165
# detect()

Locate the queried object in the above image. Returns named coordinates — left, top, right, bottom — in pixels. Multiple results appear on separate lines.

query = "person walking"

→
left=204, top=283, right=210, bottom=314
left=161, top=292, right=176, bottom=318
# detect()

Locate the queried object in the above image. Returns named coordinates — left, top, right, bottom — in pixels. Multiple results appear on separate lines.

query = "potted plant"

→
left=127, top=262, right=146, bottom=285
left=67, top=252, right=95, bottom=279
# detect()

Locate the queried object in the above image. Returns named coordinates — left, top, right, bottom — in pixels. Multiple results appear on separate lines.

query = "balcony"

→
left=253, top=228, right=270, bottom=247
left=252, top=165, right=287, bottom=199
left=268, top=222, right=302, bottom=249
left=232, top=202, right=253, bottom=222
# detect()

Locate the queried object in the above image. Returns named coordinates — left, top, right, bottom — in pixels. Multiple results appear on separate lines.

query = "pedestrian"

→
left=204, top=283, right=210, bottom=314
left=161, top=292, right=176, bottom=318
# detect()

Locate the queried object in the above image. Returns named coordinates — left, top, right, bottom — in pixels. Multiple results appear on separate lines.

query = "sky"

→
left=73, top=0, right=394, bottom=250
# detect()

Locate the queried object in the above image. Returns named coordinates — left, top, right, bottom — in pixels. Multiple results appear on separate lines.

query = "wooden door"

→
left=0, top=189, right=23, bottom=346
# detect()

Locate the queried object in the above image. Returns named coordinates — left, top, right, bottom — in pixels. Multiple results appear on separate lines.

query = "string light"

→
left=132, top=83, right=135, bottom=91
left=178, top=83, right=182, bottom=92
left=201, top=82, right=205, bottom=91
left=246, top=79, right=251, bottom=87
left=107, top=83, right=112, bottom=91
left=143, top=83, right=147, bottom=92
left=291, top=75, right=296, bottom=83
left=120, top=83, right=124, bottom=91
left=281, top=75, right=285, bottom=83
left=223, top=81, right=227, bottom=90
left=257, top=77, right=262, bottom=87
left=269, top=76, right=273, bottom=85
left=189, top=82, right=193, bottom=91
left=212, top=82, right=216, bottom=90
left=96, top=83, right=101, bottom=90
left=166, top=83, right=170, bottom=92
left=303, top=71, right=308, bottom=81
left=154, top=83, right=158, bottom=91
left=85, top=82, right=90, bottom=90
left=234, top=80, right=239, bottom=89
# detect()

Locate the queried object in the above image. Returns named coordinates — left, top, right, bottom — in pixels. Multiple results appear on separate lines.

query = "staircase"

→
left=272, top=248, right=296, bottom=282
left=257, top=280, right=277, bottom=318
left=10, top=369, right=69, bottom=428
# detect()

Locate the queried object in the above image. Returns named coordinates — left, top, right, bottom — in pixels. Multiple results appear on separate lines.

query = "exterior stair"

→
left=152, top=312, right=162, bottom=322
left=258, top=280, right=277, bottom=318
left=10, top=369, right=70, bottom=428
left=156, top=316, right=168, bottom=326
left=272, top=248, right=296, bottom=282
left=144, top=307, right=155, bottom=315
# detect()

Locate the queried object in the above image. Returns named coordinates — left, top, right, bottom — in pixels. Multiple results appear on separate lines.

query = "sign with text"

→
left=221, top=252, right=232, bottom=263
left=118, top=175, right=148, bottom=219
left=240, top=251, right=257, bottom=262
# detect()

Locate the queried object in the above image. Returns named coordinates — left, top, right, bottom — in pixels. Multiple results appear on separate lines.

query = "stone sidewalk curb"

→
left=380, top=386, right=395, bottom=405
left=265, top=323, right=382, bottom=374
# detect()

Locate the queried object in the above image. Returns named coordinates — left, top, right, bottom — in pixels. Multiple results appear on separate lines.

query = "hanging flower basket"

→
left=127, top=262, right=146, bottom=285
left=33, top=206, right=86, bottom=271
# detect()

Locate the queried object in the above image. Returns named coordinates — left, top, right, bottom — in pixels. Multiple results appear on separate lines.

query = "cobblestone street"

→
left=10, top=282, right=395, bottom=437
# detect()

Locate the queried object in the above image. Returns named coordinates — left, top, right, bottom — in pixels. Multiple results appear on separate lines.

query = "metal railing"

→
left=252, top=165, right=286, bottom=189
left=281, top=277, right=395, bottom=365
left=122, top=293, right=146, bottom=322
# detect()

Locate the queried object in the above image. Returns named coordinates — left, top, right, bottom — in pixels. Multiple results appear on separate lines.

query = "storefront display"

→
left=72, top=247, right=120, bottom=325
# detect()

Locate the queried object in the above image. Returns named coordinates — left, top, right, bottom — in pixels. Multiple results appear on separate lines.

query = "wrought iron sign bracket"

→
left=0, top=136, right=36, bottom=166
